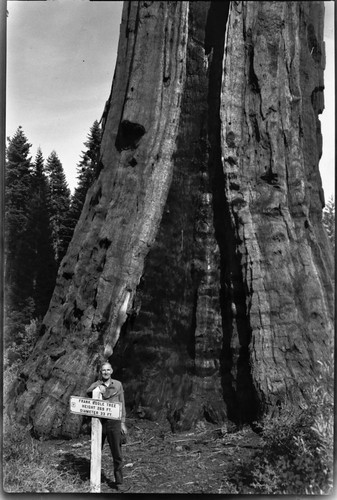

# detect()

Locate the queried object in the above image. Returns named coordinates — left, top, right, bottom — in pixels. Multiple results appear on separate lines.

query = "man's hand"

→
left=121, top=422, right=127, bottom=435
left=99, top=385, right=107, bottom=394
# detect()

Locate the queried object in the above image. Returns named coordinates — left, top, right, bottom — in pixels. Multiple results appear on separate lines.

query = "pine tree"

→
left=29, top=148, right=57, bottom=318
left=323, top=196, right=335, bottom=253
left=5, top=127, right=35, bottom=315
left=45, top=151, right=71, bottom=265
left=69, top=120, right=102, bottom=232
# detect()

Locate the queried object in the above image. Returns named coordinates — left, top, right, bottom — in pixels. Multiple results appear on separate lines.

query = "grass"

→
left=3, top=336, right=92, bottom=494
left=3, top=417, right=90, bottom=493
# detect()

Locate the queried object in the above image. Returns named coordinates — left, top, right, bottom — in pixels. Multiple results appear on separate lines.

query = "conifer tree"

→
left=45, top=151, right=71, bottom=265
left=5, top=127, right=35, bottom=342
left=68, top=120, right=102, bottom=232
left=29, top=148, right=57, bottom=318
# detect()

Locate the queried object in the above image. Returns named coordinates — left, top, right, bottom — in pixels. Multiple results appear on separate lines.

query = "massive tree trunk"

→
left=12, top=1, right=333, bottom=438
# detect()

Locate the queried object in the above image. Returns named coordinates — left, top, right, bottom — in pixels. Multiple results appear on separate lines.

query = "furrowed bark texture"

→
left=13, top=1, right=190, bottom=437
left=219, top=1, right=333, bottom=411
left=12, top=1, right=333, bottom=437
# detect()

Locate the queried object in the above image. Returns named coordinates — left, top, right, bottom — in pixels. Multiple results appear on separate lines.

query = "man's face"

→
left=101, top=364, right=113, bottom=380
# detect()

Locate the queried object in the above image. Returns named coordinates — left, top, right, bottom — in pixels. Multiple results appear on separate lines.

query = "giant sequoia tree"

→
left=13, top=1, right=334, bottom=438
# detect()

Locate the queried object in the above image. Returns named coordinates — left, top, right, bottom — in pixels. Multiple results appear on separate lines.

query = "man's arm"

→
left=86, top=380, right=102, bottom=395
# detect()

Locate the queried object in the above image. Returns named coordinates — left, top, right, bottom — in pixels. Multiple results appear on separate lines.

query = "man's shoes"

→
left=116, top=483, right=130, bottom=492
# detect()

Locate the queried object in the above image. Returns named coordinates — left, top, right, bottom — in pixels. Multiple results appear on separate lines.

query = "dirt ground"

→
left=51, top=417, right=263, bottom=494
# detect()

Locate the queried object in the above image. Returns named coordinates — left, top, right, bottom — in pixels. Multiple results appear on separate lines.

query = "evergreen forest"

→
left=4, top=120, right=102, bottom=365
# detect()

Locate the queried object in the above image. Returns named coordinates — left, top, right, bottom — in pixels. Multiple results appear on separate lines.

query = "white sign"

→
left=70, top=396, right=122, bottom=420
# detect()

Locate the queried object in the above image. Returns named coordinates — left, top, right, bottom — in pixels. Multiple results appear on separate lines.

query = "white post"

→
left=90, top=387, right=102, bottom=493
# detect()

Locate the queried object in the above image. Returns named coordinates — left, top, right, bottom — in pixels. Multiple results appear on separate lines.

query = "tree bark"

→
left=219, top=1, right=333, bottom=412
left=12, top=1, right=333, bottom=438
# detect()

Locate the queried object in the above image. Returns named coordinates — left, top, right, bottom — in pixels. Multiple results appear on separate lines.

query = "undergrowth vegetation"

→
left=4, top=318, right=40, bottom=368
left=3, top=320, right=91, bottom=493
left=3, top=416, right=90, bottom=493
left=225, top=355, right=334, bottom=495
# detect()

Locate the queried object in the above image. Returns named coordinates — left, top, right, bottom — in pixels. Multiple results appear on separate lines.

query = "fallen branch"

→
left=124, top=440, right=142, bottom=446
left=169, top=437, right=197, bottom=443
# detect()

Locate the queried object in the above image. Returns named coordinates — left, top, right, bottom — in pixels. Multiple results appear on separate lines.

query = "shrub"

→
left=3, top=318, right=41, bottom=418
left=226, top=357, right=334, bottom=495
left=4, top=297, right=36, bottom=348
left=4, top=318, right=40, bottom=368
left=252, top=399, right=333, bottom=495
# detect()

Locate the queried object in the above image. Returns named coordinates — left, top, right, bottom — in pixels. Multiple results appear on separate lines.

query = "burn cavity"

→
left=115, top=120, right=146, bottom=152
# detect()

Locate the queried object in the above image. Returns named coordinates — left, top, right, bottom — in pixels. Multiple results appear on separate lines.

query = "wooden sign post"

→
left=69, top=389, right=122, bottom=493
left=91, top=387, right=102, bottom=493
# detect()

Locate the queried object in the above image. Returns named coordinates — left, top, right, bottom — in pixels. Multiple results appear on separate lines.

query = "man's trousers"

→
left=102, top=419, right=123, bottom=483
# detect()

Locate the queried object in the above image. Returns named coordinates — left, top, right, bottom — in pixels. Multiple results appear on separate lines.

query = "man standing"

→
left=87, top=362, right=127, bottom=489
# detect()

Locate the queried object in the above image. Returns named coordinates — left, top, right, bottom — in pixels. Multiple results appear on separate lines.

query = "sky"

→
left=320, top=0, right=335, bottom=202
left=6, top=0, right=124, bottom=192
left=6, top=1, right=335, bottom=201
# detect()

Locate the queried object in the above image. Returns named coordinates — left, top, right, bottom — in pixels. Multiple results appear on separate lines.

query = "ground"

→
left=51, top=417, right=262, bottom=494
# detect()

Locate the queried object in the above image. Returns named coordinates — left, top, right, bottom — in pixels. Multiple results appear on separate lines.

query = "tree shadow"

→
left=58, top=452, right=117, bottom=489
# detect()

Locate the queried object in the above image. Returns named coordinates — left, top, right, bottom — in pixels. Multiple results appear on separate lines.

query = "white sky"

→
left=6, top=0, right=335, bottom=201
left=320, top=1, right=335, bottom=202
left=6, top=0, right=123, bottom=192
